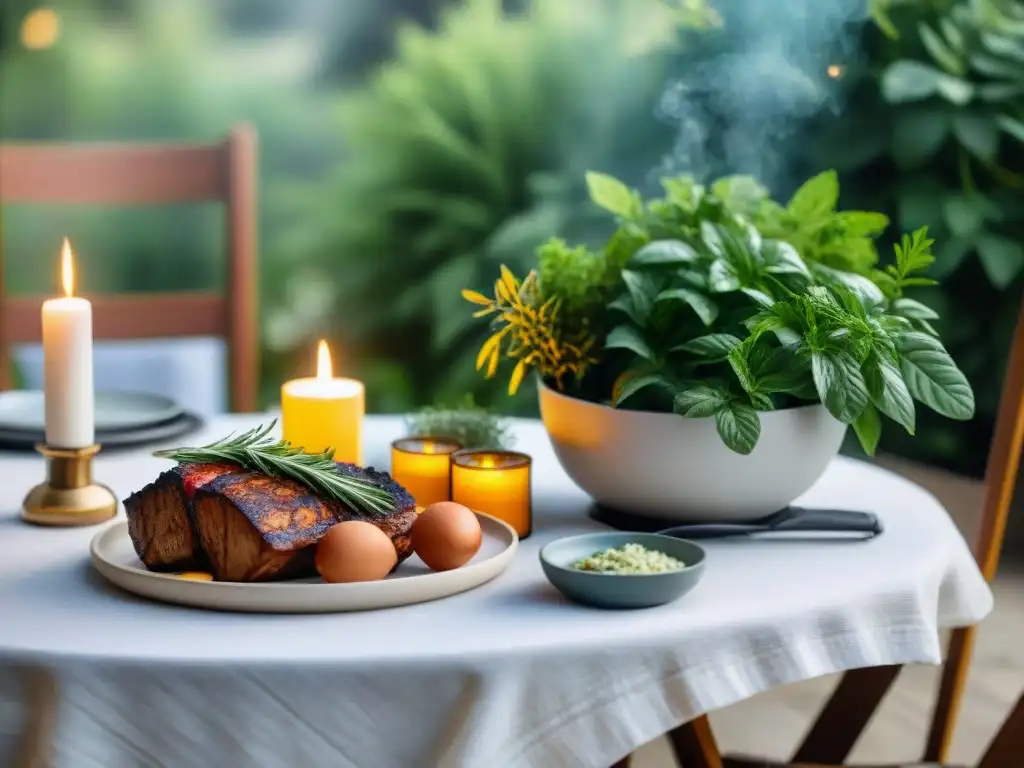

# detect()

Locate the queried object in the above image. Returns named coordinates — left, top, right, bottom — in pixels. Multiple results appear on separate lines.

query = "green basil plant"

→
left=467, top=169, right=976, bottom=457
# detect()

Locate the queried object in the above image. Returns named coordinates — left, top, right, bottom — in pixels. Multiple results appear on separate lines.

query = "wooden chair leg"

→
left=922, top=626, right=976, bottom=762
left=791, top=665, right=901, bottom=764
left=978, top=691, right=1024, bottom=768
left=668, top=714, right=724, bottom=768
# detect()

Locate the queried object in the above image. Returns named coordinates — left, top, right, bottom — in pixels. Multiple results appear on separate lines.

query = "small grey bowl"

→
left=539, top=532, right=706, bottom=609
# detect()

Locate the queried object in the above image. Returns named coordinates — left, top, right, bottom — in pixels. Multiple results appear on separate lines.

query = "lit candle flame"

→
left=316, top=339, right=333, bottom=381
left=422, top=440, right=436, bottom=454
left=60, top=237, right=75, bottom=298
left=827, top=64, right=843, bottom=79
left=479, top=455, right=498, bottom=469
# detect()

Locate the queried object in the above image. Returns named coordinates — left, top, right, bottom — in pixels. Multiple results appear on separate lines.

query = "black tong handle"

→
left=657, top=507, right=882, bottom=540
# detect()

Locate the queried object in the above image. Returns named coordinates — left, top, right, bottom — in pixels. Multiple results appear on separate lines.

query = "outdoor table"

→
left=0, top=415, right=993, bottom=768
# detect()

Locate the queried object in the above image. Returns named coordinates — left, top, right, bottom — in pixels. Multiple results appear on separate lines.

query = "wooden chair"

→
left=0, top=125, right=259, bottom=412
left=612, top=287, right=1024, bottom=768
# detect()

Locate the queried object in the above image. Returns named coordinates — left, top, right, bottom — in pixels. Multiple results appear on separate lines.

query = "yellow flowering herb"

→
left=462, top=266, right=596, bottom=395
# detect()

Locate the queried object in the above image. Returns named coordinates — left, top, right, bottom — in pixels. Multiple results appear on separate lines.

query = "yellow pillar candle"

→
left=281, top=340, right=364, bottom=464
left=451, top=450, right=532, bottom=538
left=390, top=437, right=461, bottom=508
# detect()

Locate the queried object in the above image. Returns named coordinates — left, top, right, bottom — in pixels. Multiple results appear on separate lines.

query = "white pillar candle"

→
left=41, top=239, right=94, bottom=448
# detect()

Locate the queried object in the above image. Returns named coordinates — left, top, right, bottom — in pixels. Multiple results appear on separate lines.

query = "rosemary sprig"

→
left=153, top=420, right=393, bottom=515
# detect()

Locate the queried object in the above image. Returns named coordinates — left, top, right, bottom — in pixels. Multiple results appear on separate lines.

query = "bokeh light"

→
left=20, top=8, right=61, bottom=50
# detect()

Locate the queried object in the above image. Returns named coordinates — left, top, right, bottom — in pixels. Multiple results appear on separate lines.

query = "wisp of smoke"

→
left=654, top=0, right=869, bottom=191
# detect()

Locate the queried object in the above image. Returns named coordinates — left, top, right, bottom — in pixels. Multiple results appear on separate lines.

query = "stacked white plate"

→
left=0, top=390, right=202, bottom=450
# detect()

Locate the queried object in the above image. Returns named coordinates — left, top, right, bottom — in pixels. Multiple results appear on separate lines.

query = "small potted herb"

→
left=406, top=395, right=514, bottom=451
left=463, top=171, right=974, bottom=520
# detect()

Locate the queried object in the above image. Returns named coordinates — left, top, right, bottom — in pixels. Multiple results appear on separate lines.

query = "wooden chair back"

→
left=784, top=287, right=1024, bottom=767
left=0, top=125, right=259, bottom=412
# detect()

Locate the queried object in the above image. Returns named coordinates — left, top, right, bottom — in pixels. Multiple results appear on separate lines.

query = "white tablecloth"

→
left=0, top=415, right=993, bottom=768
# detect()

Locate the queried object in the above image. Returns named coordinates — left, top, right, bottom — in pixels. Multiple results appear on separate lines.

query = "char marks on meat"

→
left=123, top=462, right=238, bottom=572
left=123, top=461, right=416, bottom=582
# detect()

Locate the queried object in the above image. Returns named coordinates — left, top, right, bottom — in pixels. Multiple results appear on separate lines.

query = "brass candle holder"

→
left=21, top=444, right=118, bottom=527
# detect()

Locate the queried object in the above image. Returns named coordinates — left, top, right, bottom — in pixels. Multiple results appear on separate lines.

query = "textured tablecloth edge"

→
left=484, top=600, right=991, bottom=768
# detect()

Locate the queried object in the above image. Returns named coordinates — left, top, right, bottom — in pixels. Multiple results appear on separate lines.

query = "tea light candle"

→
left=42, top=239, right=94, bottom=448
left=281, top=340, right=364, bottom=463
left=390, top=437, right=461, bottom=508
left=451, top=450, right=532, bottom=538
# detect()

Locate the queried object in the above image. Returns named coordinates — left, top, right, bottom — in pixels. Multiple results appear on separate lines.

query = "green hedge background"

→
left=2, top=0, right=1021, bottom=477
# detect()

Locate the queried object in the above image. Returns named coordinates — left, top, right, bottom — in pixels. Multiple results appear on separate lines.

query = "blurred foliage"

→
left=798, top=0, right=1024, bottom=474
left=280, top=0, right=680, bottom=414
left=0, top=0, right=343, bottom=406
left=317, top=0, right=453, bottom=83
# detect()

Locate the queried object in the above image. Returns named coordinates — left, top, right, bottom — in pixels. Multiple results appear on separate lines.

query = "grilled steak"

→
left=123, top=462, right=416, bottom=582
left=123, top=462, right=239, bottom=572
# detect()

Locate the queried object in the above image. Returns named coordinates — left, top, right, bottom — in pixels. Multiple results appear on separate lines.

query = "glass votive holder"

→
left=390, top=436, right=462, bottom=508
left=450, top=450, right=532, bottom=538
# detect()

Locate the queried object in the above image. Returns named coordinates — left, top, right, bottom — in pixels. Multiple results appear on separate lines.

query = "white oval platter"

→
left=90, top=512, right=518, bottom=613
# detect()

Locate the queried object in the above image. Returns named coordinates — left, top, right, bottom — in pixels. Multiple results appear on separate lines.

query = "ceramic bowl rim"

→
left=537, top=377, right=827, bottom=420
left=539, top=532, right=707, bottom=578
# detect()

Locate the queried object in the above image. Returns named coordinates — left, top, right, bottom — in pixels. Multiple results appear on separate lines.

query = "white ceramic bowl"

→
left=538, top=381, right=846, bottom=521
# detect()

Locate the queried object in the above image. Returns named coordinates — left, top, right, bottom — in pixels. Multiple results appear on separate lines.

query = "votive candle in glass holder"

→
left=390, top=437, right=462, bottom=508
left=451, top=450, right=532, bottom=538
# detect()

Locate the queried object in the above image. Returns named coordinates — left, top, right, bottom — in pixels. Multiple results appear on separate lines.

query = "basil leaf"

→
left=763, top=241, right=812, bottom=278
left=835, top=210, right=890, bottom=237
left=672, top=333, right=742, bottom=360
left=864, top=351, right=916, bottom=434
left=741, top=287, right=775, bottom=307
left=630, top=240, right=699, bottom=267
left=676, top=268, right=708, bottom=291
left=754, top=347, right=810, bottom=394
left=612, top=371, right=669, bottom=407
left=710, top=175, right=769, bottom=215
left=586, top=172, right=637, bottom=218
left=608, top=294, right=643, bottom=327
left=787, top=378, right=822, bottom=400
left=727, top=345, right=756, bottom=393
left=715, top=401, right=761, bottom=455
left=853, top=402, right=883, bottom=456
left=897, top=332, right=975, bottom=419
left=812, top=349, right=870, bottom=424
left=655, top=288, right=718, bottom=326
left=810, top=263, right=886, bottom=304
left=621, top=270, right=657, bottom=325
left=674, top=385, right=729, bottom=418
left=700, top=221, right=726, bottom=258
left=787, top=170, right=839, bottom=221
left=708, top=260, right=741, bottom=292
left=891, top=297, right=939, bottom=320
left=605, top=325, right=654, bottom=361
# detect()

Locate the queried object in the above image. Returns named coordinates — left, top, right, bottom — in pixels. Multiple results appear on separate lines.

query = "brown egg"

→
left=315, top=521, right=398, bottom=583
left=412, top=501, right=482, bottom=571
